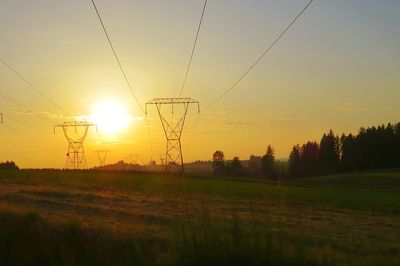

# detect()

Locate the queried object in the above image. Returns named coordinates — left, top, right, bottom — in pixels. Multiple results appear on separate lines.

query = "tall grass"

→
left=0, top=210, right=315, bottom=266
left=169, top=211, right=314, bottom=266
left=0, top=211, right=158, bottom=266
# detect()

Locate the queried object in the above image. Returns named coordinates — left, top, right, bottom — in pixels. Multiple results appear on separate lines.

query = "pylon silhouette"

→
left=146, top=98, right=200, bottom=173
left=94, top=150, right=109, bottom=166
left=159, top=154, right=166, bottom=167
left=54, top=121, right=97, bottom=169
left=127, top=154, right=139, bottom=164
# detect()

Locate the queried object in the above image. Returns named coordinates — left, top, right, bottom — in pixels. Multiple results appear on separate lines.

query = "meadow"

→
left=0, top=169, right=399, bottom=265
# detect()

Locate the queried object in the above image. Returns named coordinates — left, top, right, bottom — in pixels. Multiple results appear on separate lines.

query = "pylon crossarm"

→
left=61, top=125, right=88, bottom=143
left=54, top=121, right=96, bottom=142
left=146, top=98, right=199, bottom=113
left=54, top=121, right=96, bottom=128
left=146, top=97, right=199, bottom=105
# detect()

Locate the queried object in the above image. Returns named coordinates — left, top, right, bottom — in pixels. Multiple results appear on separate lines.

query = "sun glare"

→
left=91, top=100, right=132, bottom=134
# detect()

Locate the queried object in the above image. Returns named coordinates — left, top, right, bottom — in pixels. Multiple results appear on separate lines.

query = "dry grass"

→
left=0, top=170, right=399, bottom=265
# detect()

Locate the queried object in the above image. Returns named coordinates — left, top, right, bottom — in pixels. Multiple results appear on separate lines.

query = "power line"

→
left=186, top=112, right=200, bottom=148
left=0, top=123, right=53, bottom=164
left=0, top=116, right=72, bottom=167
left=179, top=0, right=208, bottom=97
left=90, top=0, right=145, bottom=113
left=0, top=57, right=71, bottom=116
left=90, top=0, right=153, bottom=161
left=204, top=0, right=315, bottom=110
left=0, top=91, right=23, bottom=109
left=2, top=113, right=52, bottom=135
left=2, top=122, right=44, bottom=146
left=0, top=139, right=38, bottom=164
left=0, top=90, right=54, bottom=124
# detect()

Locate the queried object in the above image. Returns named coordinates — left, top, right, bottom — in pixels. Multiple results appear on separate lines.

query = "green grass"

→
left=4, top=169, right=400, bottom=212
left=287, top=171, right=400, bottom=190
left=0, top=169, right=399, bottom=265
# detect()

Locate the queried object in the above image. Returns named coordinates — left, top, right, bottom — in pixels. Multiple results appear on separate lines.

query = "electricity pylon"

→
left=54, top=121, right=97, bottom=169
left=0, top=113, right=3, bottom=124
left=127, top=153, right=139, bottom=164
left=146, top=98, right=200, bottom=173
left=159, top=154, right=165, bottom=167
left=94, top=150, right=110, bottom=167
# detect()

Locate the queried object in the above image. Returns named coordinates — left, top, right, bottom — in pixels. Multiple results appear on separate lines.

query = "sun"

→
left=91, top=100, right=131, bottom=134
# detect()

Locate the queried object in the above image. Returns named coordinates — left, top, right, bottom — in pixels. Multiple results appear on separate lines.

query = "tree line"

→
left=212, top=122, right=400, bottom=179
left=212, top=145, right=281, bottom=179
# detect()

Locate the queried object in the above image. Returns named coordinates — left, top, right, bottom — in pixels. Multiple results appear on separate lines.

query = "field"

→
left=0, top=170, right=399, bottom=265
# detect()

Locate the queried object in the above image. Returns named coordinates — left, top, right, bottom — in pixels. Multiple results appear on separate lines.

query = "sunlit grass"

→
left=0, top=170, right=399, bottom=265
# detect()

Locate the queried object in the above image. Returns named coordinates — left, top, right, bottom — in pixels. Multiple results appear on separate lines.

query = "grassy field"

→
left=0, top=170, right=399, bottom=265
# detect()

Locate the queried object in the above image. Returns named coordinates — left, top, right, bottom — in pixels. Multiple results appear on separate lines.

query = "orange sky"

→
left=1, top=0, right=400, bottom=168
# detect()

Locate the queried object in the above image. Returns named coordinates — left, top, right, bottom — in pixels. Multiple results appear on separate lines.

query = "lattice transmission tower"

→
left=94, top=150, right=109, bottom=167
left=146, top=98, right=200, bottom=173
left=54, top=121, right=97, bottom=169
left=159, top=154, right=166, bottom=167
left=0, top=113, right=3, bottom=124
left=127, top=153, right=139, bottom=164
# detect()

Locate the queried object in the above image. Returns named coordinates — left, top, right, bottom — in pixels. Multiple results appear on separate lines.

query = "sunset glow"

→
left=90, top=100, right=132, bottom=134
left=0, top=0, right=399, bottom=170
left=1, top=1, right=400, bottom=264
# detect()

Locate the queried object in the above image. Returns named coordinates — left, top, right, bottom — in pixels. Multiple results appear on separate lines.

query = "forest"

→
left=212, top=122, right=400, bottom=179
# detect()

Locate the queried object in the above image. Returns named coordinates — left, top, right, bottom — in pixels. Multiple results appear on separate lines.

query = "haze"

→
left=1, top=0, right=399, bottom=168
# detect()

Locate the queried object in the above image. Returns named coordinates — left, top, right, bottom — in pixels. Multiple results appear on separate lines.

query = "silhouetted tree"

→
left=212, top=150, right=225, bottom=175
left=396, top=123, right=400, bottom=165
left=287, top=122, right=400, bottom=178
left=383, top=123, right=397, bottom=167
left=340, top=133, right=358, bottom=171
left=288, top=145, right=301, bottom=178
left=248, top=155, right=262, bottom=176
left=0, top=161, right=19, bottom=170
left=226, top=157, right=244, bottom=176
left=318, top=130, right=340, bottom=174
left=349, top=123, right=399, bottom=170
left=301, top=142, right=319, bottom=177
left=261, top=145, right=277, bottom=179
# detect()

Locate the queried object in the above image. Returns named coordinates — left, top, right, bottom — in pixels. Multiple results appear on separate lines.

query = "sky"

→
left=0, top=0, right=399, bottom=168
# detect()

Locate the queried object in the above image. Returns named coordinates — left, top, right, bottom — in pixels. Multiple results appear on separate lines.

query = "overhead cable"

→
left=204, top=0, right=315, bottom=110
left=90, top=0, right=145, bottom=113
left=179, top=0, right=208, bottom=97
left=0, top=57, right=71, bottom=116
